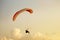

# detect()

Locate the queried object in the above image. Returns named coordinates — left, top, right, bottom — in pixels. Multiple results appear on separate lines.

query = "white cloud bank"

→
left=11, top=28, right=22, bottom=40
left=0, top=28, right=51, bottom=40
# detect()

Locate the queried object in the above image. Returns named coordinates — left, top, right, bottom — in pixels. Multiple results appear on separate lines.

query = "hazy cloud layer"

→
left=0, top=28, right=52, bottom=40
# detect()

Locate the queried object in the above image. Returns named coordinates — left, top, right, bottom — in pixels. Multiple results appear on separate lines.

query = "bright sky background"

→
left=0, top=0, right=60, bottom=36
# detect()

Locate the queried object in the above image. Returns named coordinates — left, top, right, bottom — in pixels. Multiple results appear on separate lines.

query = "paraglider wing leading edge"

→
left=13, top=8, right=33, bottom=21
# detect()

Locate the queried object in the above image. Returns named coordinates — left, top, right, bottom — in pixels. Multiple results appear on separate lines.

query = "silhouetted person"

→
left=25, top=29, right=30, bottom=34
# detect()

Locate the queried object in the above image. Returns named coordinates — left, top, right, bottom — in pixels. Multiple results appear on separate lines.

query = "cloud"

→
left=0, top=28, right=52, bottom=40
left=32, top=32, right=51, bottom=40
left=11, top=28, right=22, bottom=40
left=0, top=36, right=7, bottom=40
left=0, top=36, right=14, bottom=40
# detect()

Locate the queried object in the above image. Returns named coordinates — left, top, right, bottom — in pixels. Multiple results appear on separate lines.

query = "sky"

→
left=0, top=0, right=60, bottom=38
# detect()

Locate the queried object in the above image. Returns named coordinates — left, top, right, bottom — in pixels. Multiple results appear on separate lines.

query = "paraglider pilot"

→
left=25, top=29, right=30, bottom=34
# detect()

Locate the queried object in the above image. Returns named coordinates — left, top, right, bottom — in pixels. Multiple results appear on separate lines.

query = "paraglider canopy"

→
left=13, top=8, right=33, bottom=21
